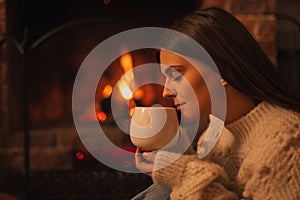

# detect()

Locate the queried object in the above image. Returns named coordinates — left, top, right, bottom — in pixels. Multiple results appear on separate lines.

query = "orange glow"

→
left=118, top=52, right=135, bottom=101
left=76, top=152, right=85, bottom=160
left=120, top=53, right=134, bottom=84
left=103, top=0, right=111, bottom=5
left=102, top=84, right=113, bottom=99
left=129, top=108, right=135, bottom=117
left=97, top=111, right=107, bottom=122
left=118, top=80, right=133, bottom=100
left=120, top=53, right=133, bottom=73
left=133, top=88, right=144, bottom=100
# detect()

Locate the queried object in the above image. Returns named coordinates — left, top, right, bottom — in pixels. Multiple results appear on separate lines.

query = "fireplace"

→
left=0, top=0, right=189, bottom=199
left=1, top=0, right=280, bottom=170
left=0, top=0, right=288, bottom=199
left=2, top=0, right=184, bottom=171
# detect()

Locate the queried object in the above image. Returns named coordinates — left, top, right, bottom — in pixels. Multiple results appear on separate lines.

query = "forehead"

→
left=159, top=49, right=204, bottom=72
left=159, top=50, right=188, bottom=65
left=159, top=49, right=218, bottom=78
left=159, top=50, right=192, bottom=72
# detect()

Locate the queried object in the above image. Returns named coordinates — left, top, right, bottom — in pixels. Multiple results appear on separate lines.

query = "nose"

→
left=162, top=86, right=176, bottom=99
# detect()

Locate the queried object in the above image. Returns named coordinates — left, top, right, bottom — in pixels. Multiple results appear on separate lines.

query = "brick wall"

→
left=199, top=0, right=277, bottom=64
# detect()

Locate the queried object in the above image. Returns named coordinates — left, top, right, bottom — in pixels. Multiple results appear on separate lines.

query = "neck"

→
left=224, top=85, right=257, bottom=123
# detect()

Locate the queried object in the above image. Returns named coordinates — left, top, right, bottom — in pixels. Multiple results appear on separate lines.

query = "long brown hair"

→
left=164, top=7, right=300, bottom=112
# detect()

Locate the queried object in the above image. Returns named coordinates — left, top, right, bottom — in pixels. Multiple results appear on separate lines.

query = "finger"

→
left=135, top=148, right=143, bottom=163
left=142, top=151, right=155, bottom=163
left=136, top=160, right=154, bottom=174
left=135, top=148, right=155, bottom=163
left=135, top=148, right=154, bottom=174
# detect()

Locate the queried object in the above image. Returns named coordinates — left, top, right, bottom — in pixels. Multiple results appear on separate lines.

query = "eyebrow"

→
left=164, top=65, right=184, bottom=75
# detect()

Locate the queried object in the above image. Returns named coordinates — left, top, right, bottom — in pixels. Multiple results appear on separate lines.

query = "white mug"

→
left=130, top=106, right=179, bottom=151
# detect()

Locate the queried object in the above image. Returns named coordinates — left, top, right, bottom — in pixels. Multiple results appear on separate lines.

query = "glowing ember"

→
left=76, top=152, right=85, bottom=160
left=96, top=111, right=107, bottom=122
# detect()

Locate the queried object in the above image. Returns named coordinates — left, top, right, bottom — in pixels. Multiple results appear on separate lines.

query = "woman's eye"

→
left=170, top=70, right=182, bottom=80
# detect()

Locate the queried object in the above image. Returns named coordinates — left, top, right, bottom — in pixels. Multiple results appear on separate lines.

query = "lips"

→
left=175, top=102, right=185, bottom=111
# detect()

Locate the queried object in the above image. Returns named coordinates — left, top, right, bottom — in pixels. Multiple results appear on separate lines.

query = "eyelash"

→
left=170, top=70, right=182, bottom=81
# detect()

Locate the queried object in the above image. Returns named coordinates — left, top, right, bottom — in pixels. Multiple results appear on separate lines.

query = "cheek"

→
left=189, top=77, right=211, bottom=116
left=176, top=83, right=200, bottom=121
left=196, top=87, right=211, bottom=114
left=182, top=108, right=197, bottom=122
left=175, top=81, right=196, bottom=103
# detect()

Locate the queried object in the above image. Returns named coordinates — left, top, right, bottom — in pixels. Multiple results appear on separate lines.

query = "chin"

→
left=180, top=114, right=199, bottom=125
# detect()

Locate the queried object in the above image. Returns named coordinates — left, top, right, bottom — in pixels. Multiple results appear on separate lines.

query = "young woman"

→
left=133, top=7, right=300, bottom=200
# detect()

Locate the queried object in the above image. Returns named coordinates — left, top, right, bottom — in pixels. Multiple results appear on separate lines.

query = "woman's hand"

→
left=135, top=148, right=156, bottom=177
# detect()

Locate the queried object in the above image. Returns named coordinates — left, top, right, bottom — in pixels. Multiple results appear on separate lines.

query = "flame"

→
left=117, top=79, right=133, bottom=100
left=118, top=53, right=134, bottom=101
left=120, top=53, right=133, bottom=73
left=120, top=53, right=134, bottom=83
left=102, top=84, right=113, bottom=99
left=129, top=108, right=135, bottom=117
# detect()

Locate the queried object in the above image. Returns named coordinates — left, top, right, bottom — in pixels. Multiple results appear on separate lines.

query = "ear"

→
left=221, top=79, right=228, bottom=86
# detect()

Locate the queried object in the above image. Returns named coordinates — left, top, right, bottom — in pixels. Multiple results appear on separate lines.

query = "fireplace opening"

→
left=2, top=1, right=186, bottom=180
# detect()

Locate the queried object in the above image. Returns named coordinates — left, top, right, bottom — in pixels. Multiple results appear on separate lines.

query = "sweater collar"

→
left=225, top=101, right=276, bottom=143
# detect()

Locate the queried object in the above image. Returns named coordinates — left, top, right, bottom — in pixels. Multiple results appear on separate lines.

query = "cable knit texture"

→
left=152, top=102, right=300, bottom=199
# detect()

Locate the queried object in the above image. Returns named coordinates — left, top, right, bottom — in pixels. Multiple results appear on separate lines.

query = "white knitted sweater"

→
left=153, top=102, right=300, bottom=199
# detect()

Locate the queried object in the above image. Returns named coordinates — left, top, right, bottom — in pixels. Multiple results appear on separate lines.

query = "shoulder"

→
left=263, top=104, right=300, bottom=137
left=240, top=103, right=300, bottom=169
left=238, top=105, right=300, bottom=198
left=238, top=102, right=300, bottom=175
left=252, top=103, right=300, bottom=155
left=251, top=102, right=300, bottom=137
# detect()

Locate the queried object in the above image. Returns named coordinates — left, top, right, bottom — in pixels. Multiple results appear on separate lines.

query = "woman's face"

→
left=160, top=50, right=212, bottom=132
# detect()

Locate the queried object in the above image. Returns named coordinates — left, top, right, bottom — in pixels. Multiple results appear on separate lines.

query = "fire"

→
left=133, top=88, right=144, bottom=100
left=120, top=53, right=133, bottom=73
left=96, top=111, right=107, bottom=122
left=129, top=108, right=135, bottom=117
left=117, top=79, right=133, bottom=100
left=119, top=53, right=134, bottom=84
left=102, top=84, right=113, bottom=99
left=118, top=53, right=134, bottom=101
